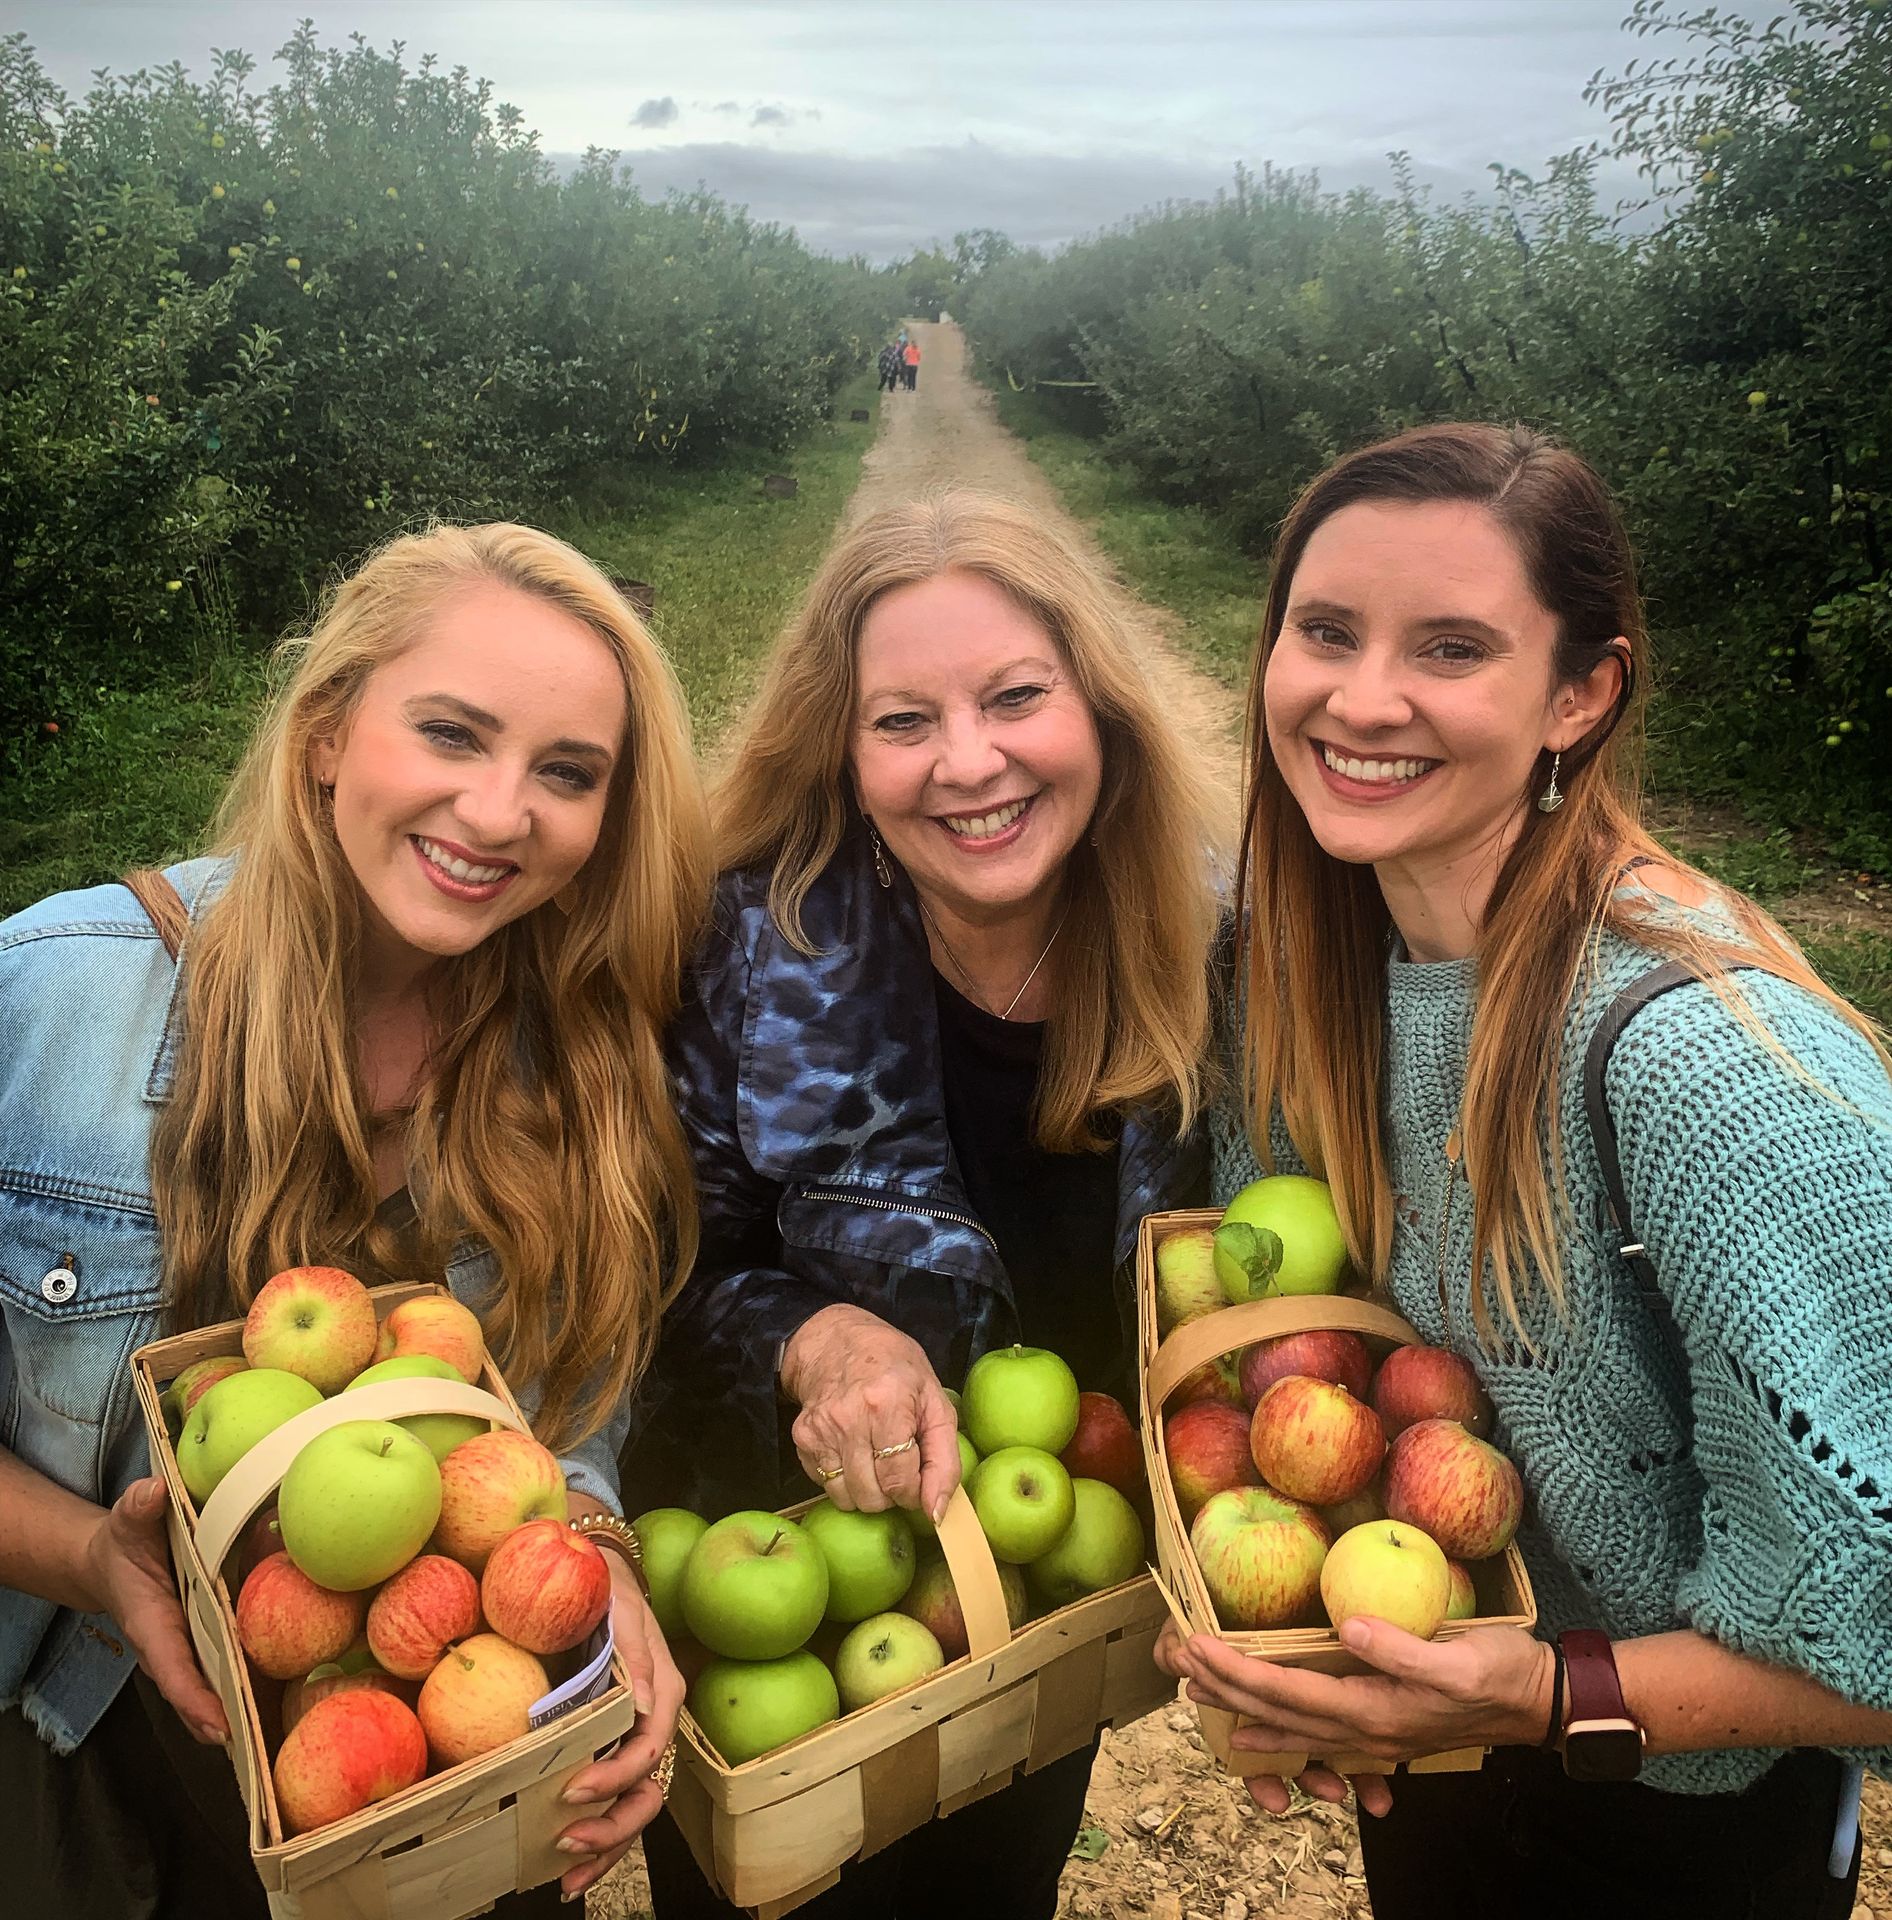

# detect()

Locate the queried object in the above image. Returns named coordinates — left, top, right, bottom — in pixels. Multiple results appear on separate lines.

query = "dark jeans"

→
left=2, top=1671, right=567, bottom=1920
left=1357, top=1744, right=1861, bottom=1920
left=642, top=1736, right=1098, bottom=1919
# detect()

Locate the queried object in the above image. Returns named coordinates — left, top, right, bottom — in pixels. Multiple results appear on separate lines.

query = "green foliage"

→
left=0, top=26, right=890, bottom=753
left=961, top=0, right=1892, bottom=838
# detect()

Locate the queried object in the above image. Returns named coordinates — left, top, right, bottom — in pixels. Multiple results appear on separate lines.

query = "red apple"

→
left=1163, top=1401, right=1263, bottom=1523
left=1249, top=1375, right=1385, bottom=1507
left=481, top=1519, right=612, bottom=1655
left=281, top=1666, right=415, bottom=1736
left=162, top=1354, right=248, bottom=1432
left=897, top=1552, right=1028, bottom=1661
left=1445, top=1558, right=1478, bottom=1621
left=273, top=1687, right=428, bottom=1835
left=1059, top=1392, right=1143, bottom=1496
left=236, top=1552, right=368, bottom=1681
left=1188, top=1485, right=1329, bottom=1629
left=1153, top=1227, right=1224, bottom=1332
left=1167, top=1353, right=1246, bottom=1412
left=243, top=1265, right=379, bottom=1394
left=1239, top=1329, right=1372, bottom=1409
left=433, top=1429, right=568, bottom=1572
left=1382, top=1418, right=1523, bottom=1560
left=365, top=1554, right=483, bottom=1680
left=1370, top=1344, right=1494, bottom=1439
left=416, top=1632, right=549, bottom=1767
left=375, top=1295, right=486, bottom=1384
left=1318, top=1483, right=1384, bottom=1536
left=235, top=1504, right=285, bottom=1584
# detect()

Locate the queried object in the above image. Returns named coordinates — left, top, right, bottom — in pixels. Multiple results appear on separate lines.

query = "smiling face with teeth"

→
left=311, top=582, right=626, bottom=985
left=852, top=569, right=1103, bottom=942
left=1264, top=499, right=1609, bottom=948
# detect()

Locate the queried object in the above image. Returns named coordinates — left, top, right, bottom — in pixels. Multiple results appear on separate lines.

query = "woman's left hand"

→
left=1157, top=1617, right=1553, bottom=1819
left=551, top=1558, right=685, bottom=1901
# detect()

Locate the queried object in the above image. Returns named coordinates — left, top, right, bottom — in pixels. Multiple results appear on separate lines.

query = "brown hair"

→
left=1238, top=422, right=1889, bottom=1338
left=152, top=523, right=712, bottom=1448
left=715, top=488, right=1225, bottom=1149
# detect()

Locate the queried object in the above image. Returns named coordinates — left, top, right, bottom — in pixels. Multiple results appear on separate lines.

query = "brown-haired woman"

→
left=628, top=488, right=1224, bottom=1915
left=0, top=522, right=710, bottom=1914
left=1157, top=422, right=1892, bottom=1917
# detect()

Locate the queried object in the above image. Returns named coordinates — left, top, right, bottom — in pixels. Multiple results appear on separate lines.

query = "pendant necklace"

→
left=920, top=899, right=1069, bottom=1021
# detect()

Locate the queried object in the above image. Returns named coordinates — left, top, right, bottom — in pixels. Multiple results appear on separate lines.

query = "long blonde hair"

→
left=716, top=489, right=1224, bottom=1149
left=1238, top=424, right=1890, bottom=1340
left=152, top=522, right=712, bottom=1448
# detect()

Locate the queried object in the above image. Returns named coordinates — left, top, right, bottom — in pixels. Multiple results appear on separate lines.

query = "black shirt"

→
left=933, top=973, right=1124, bottom=1396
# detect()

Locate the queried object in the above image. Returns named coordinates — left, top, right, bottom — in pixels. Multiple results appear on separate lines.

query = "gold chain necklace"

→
left=919, top=898, right=1069, bottom=1021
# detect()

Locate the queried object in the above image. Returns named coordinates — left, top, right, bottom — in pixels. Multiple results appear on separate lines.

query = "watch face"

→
left=1564, top=1725, right=1645, bottom=1783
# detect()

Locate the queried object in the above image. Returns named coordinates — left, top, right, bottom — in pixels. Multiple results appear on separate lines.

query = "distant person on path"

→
left=877, top=341, right=903, bottom=392
left=903, top=337, right=921, bottom=390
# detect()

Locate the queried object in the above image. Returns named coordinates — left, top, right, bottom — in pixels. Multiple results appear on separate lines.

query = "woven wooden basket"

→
left=1137, top=1209, right=1537, bottom=1779
left=668, top=1484, right=1175, bottom=1917
left=129, top=1281, right=638, bottom=1920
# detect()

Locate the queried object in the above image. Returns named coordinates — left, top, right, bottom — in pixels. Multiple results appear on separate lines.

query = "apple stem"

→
left=765, top=1529, right=784, bottom=1556
left=377, top=1436, right=394, bottom=1458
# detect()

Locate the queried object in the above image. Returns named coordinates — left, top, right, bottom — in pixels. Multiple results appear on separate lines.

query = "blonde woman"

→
left=0, top=523, right=710, bottom=1916
left=626, top=489, right=1223, bottom=1918
left=1159, top=424, right=1892, bottom=1918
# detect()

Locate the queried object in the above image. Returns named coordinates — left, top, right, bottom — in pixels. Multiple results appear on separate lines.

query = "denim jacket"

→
left=620, top=826, right=1206, bottom=1514
left=0, top=858, right=627, bottom=1754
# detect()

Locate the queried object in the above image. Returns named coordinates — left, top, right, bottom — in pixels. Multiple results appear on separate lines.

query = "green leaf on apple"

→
left=1212, top=1222, right=1284, bottom=1298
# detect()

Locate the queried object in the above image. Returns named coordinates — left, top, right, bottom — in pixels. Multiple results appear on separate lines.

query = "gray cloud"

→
left=630, top=96, right=678, bottom=130
left=750, top=104, right=790, bottom=128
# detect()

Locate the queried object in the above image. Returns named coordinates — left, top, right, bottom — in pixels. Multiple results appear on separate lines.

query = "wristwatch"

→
left=569, top=1512, right=651, bottom=1600
left=1557, top=1629, right=1646, bottom=1781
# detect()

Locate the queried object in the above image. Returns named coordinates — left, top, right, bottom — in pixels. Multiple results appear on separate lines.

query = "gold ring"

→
left=872, top=1436, right=918, bottom=1461
left=655, top=1740, right=677, bottom=1802
left=816, top=1461, right=845, bottom=1481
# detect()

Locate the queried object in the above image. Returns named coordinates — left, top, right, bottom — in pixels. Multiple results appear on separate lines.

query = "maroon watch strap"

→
left=1557, top=1628, right=1645, bottom=1781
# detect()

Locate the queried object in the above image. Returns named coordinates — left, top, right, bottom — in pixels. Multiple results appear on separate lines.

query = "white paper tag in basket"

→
left=528, top=1618, right=616, bottom=1730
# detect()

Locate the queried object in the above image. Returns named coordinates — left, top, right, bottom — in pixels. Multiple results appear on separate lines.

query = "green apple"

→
left=833, top=1611, right=945, bottom=1710
left=342, top=1354, right=488, bottom=1462
left=162, top=1354, right=248, bottom=1435
left=1215, top=1175, right=1348, bottom=1301
left=962, top=1346, right=1080, bottom=1456
left=632, top=1507, right=711, bottom=1642
left=177, top=1368, right=323, bottom=1505
left=906, top=1432, right=979, bottom=1542
left=1025, top=1477, right=1145, bottom=1607
left=1319, top=1520, right=1451, bottom=1640
left=800, top=1500, right=917, bottom=1622
left=687, top=1650, right=839, bottom=1765
left=943, top=1387, right=962, bottom=1422
left=278, top=1420, right=443, bottom=1591
left=680, top=1511, right=829, bottom=1660
left=1153, top=1227, right=1224, bottom=1333
left=966, top=1446, right=1076, bottom=1564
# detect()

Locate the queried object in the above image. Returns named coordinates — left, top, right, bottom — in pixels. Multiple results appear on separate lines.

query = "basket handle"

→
left=1145, top=1294, right=1419, bottom=1411
left=191, top=1379, right=522, bottom=1581
left=931, top=1484, right=1015, bottom=1660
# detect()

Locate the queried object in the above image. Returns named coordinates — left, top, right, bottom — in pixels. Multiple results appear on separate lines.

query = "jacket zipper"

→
left=801, top=1186, right=998, bottom=1250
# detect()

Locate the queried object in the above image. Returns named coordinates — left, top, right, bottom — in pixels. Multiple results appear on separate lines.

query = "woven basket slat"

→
left=1024, top=1637, right=1107, bottom=1772
left=857, top=1727, right=942, bottom=1858
left=935, top=1682, right=1036, bottom=1803
left=717, top=1771, right=863, bottom=1906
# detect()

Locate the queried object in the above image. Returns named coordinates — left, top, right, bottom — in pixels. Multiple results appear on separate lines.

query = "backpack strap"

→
left=122, top=868, right=191, bottom=963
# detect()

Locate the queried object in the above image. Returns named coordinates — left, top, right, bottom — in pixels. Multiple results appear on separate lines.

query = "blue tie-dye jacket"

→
left=621, top=824, right=1206, bottom=1513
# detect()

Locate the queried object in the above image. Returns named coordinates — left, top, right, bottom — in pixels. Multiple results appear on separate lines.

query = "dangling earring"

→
left=868, top=824, right=893, bottom=889
left=1537, top=750, right=1564, bottom=814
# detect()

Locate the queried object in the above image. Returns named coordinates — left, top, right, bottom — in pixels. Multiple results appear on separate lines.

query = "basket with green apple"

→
left=651, top=1340, right=1175, bottom=1918
left=130, top=1271, right=637, bottom=1920
left=1138, top=1184, right=1536, bottom=1781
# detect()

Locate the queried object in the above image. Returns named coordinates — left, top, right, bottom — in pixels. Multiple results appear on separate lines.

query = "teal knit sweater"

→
left=1212, top=924, right=1892, bottom=1795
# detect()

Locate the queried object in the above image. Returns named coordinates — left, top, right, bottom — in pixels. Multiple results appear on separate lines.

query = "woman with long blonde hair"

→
left=1159, top=423, right=1892, bottom=1917
left=628, top=488, right=1223, bottom=1916
left=0, top=522, right=710, bottom=1915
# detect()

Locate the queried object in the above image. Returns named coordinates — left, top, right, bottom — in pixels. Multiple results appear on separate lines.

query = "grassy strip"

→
left=0, top=378, right=878, bottom=918
left=990, top=382, right=1892, bottom=1027
left=993, top=390, right=1261, bottom=687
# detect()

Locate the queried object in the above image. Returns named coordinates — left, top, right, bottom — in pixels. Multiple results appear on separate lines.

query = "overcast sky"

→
left=15, top=2, right=1773, bottom=260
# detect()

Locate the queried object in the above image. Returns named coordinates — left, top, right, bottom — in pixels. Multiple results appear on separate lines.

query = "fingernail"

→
left=1339, top=1617, right=1369, bottom=1651
left=555, top=1838, right=592, bottom=1855
left=561, top=1784, right=592, bottom=1806
left=634, top=1688, right=654, bottom=1717
left=931, top=1498, right=949, bottom=1525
